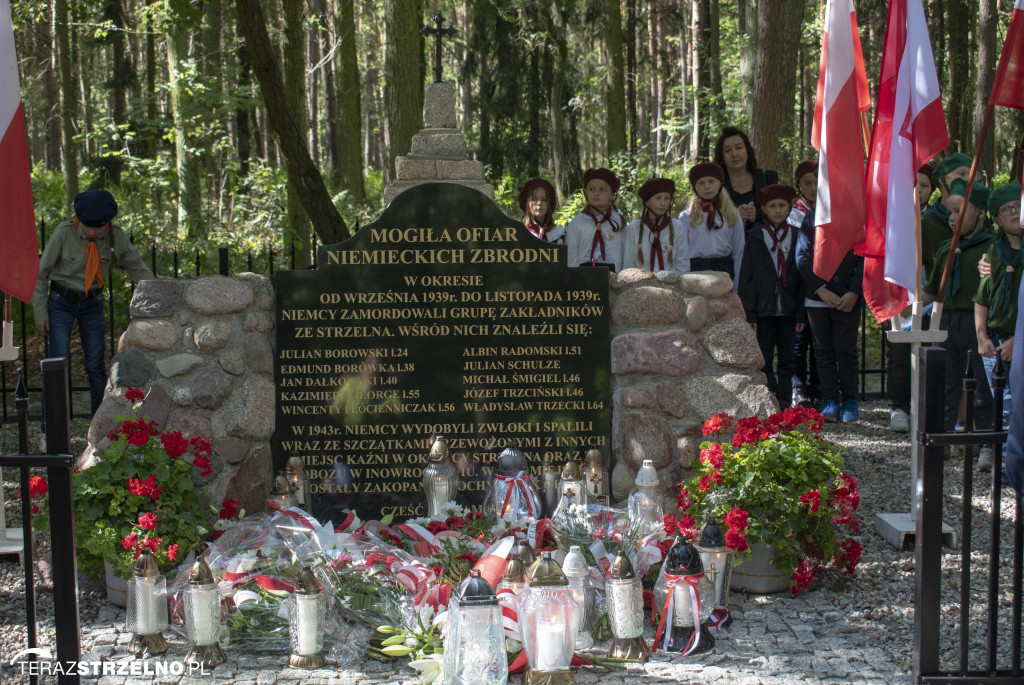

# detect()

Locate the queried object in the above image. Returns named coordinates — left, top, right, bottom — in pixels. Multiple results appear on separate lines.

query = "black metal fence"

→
left=913, top=346, right=1023, bottom=683
left=2, top=360, right=81, bottom=684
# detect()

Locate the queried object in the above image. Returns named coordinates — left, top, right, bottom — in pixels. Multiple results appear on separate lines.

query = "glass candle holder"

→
left=183, top=558, right=226, bottom=668
left=423, top=435, right=459, bottom=517
left=519, top=552, right=578, bottom=685
left=126, top=549, right=169, bottom=657
left=289, top=567, right=327, bottom=669
left=605, top=550, right=650, bottom=661
left=443, top=570, right=508, bottom=685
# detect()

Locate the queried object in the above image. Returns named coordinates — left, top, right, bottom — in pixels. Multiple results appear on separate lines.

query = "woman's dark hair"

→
left=714, top=126, right=758, bottom=175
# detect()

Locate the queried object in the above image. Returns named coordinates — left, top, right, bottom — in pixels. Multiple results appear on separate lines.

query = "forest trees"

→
left=9, top=0, right=1024, bottom=261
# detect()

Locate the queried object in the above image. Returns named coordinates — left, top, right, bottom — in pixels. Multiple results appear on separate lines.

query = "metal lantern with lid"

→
left=423, top=435, right=459, bottom=517
left=558, top=461, right=591, bottom=504
left=542, top=456, right=560, bottom=517
left=514, top=539, right=537, bottom=567
left=605, top=550, right=650, bottom=662
left=126, top=548, right=169, bottom=656
left=483, top=441, right=542, bottom=520
left=498, top=553, right=528, bottom=631
left=561, top=546, right=596, bottom=650
left=288, top=566, right=327, bottom=669
left=583, top=448, right=609, bottom=505
left=518, top=552, right=579, bottom=685
left=285, top=457, right=310, bottom=507
left=271, top=473, right=297, bottom=510
left=657, top=538, right=715, bottom=655
left=443, top=569, right=508, bottom=685
left=694, top=518, right=733, bottom=622
left=183, top=558, right=227, bottom=668
left=627, top=460, right=664, bottom=536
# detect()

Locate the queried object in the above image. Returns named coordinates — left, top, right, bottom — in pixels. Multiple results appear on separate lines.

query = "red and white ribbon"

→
left=679, top=574, right=704, bottom=656
left=651, top=573, right=704, bottom=654
left=395, top=523, right=436, bottom=546
left=707, top=604, right=730, bottom=632
left=495, top=471, right=535, bottom=518
left=589, top=540, right=614, bottom=574
left=495, top=587, right=521, bottom=640
left=334, top=510, right=361, bottom=533
left=652, top=573, right=681, bottom=652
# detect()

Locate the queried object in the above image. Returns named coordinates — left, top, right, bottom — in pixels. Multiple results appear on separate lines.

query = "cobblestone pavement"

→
left=2, top=403, right=937, bottom=683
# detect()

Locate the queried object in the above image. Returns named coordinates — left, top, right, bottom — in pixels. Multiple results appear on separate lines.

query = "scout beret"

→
left=688, top=162, right=725, bottom=189
left=948, top=177, right=990, bottom=210
left=583, top=168, right=621, bottom=193
left=638, top=177, right=676, bottom=203
left=932, top=153, right=972, bottom=189
left=988, top=183, right=1021, bottom=217
left=74, top=189, right=118, bottom=228
left=518, top=178, right=557, bottom=212
left=918, top=162, right=935, bottom=180
left=756, top=183, right=798, bottom=206
left=794, top=160, right=818, bottom=184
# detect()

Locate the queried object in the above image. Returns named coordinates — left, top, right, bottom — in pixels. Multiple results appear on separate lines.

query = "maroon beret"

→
left=518, top=177, right=557, bottom=212
left=638, top=177, right=676, bottom=203
left=756, top=183, right=798, bottom=206
left=918, top=162, right=935, bottom=180
left=688, top=162, right=725, bottom=189
left=583, top=167, right=621, bottom=193
left=794, top=160, right=818, bottom=184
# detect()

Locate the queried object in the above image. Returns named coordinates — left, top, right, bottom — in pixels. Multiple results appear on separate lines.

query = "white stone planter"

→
left=104, top=561, right=128, bottom=608
left=729, top=542, right=790, bottom=594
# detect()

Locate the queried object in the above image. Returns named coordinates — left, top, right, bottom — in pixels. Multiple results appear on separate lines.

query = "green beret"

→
left=932, top=153, right=972, bottom=190
left=988, top=183, right=1022, bottom=217
left=948, top=177, right=990, bottom=210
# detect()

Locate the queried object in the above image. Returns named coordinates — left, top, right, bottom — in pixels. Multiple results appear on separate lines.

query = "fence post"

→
left=41, top=357, right=81, bottom=684
left=16, top=369, right=37, bottom=683
left=913, top=346, right=946, bottom=682
left=219, top=247, right=229, bottom=276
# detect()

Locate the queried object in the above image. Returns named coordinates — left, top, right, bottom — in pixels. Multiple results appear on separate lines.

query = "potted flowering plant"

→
left=677, top=407, right=862, bottom=594
left=67, top=387, right=231, bottom=586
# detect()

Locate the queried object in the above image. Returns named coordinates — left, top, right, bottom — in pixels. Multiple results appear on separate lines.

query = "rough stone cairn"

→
left=383, top=81, right=494, bottom=204
left=85, top=275, right=276, bottom=515
left=609, top=268, right=775, bottom=502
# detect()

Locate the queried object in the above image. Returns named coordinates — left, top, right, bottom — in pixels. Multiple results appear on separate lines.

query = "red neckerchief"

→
left=699, top=198, right=723, bottom=229
left=642, top=213, right=670, bottom=271
left=764, top=222, right=789, bottom=287
left=583, top=205, right=613, bottom=262
left=795, top=198, right=814, bottom=216
left=525, top=221, right=553, bottom=240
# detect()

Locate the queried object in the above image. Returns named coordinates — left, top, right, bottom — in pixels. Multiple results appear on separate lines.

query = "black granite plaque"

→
left=274, top=183, right=611, bottom=522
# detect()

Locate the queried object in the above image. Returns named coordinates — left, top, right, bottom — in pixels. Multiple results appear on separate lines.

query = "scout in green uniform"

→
left=973, top=183, right=1022, bottom=464
left=922, top=177, right=995, bottom=437
left=921, top=153, right=971, bottom=279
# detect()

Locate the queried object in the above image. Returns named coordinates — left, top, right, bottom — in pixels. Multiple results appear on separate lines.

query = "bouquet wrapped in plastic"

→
left=550, top=497, right=662, bottom=576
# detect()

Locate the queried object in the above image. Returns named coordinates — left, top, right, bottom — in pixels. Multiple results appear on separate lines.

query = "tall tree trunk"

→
left=235, top=0, right=349, bottom=244
left=384, top=0, right=422, bottom=180
left=945, top=0, right=970, bottom=151
left=737, top=0, right=756, bottom=116
left=38, top=14, right=60, bottom=171
left=204, top=0, right=223, bottom=203
left=973, top=0, right=997, bottom=181
left=750, top=0, right=805, bottom=173
left=284, top=0, right=311, bottom=267
left=626, top=0, right=637, bottom=155
left=708, top=0, right=722, bottom=139
left=166, top=0, right=205, bottom=242
left=527, top=49, right=541, bottom=176
left=696, top=0, right=712, bottom=159
left=145, top=0, right=158, bottom=159
left=98, top=0, right=130, bottom=185
left=647, top=0, right=660, bottom=169
left=54, top=0, right=78, bottom=205
left=334, top=0, right=365, bottom=201
left=606, top=0, right=627, bottom=156
left=236, top=16, right=252, bottom=178
left=929, top=0, right=945, bottom=97
left=548, top=36, right=569, bottom=197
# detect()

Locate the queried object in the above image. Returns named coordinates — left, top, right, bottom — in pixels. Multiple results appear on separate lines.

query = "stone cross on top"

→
left=421, top=13, right=456, bottom=83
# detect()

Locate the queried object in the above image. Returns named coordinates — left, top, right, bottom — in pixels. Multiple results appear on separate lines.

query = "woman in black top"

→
left=714, top=126, right=779, bottom=231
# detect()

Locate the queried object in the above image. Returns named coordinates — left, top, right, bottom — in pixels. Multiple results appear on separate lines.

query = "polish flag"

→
left=0, top=0, right=37, bottom=303
left=811, top=0, right=872, bottom=282
left=990, top=0, right=1024, bottom=111
left=859, top=0, right=948, bottom=322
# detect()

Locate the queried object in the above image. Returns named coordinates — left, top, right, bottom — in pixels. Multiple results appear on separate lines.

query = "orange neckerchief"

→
left=75, top=217, right=105, bottom=292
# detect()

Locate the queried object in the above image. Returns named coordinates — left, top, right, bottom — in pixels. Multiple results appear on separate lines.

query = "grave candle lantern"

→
left=183, top=558, right=227, bottom=668
left=422, top=435, right=458, bottom=517
left=605, top=550, right=650, bottom=662
left=694, top=518, right=733, bottom=625
left=583, top=448, right=608, bottom=504
left=518, top=552, right=579, bottom=685
left=442, top=569, right=508, bottom=685
left=561, top=546, right=596, bottom=650
left=126, top=549, right=169, bottom=657
left=498, top=554, right=528, bottom=607
left=558, top=461, right=590, bottom=504
left=272, top=473, right=297, bottom=510
left=285, top=457, right=309, bottom=507
left=514, top=539, right=537, bottom=567
left=483, top=441, right=542, bottom=520
left=542, top=457, right=560, bottom=518
left=289, top=566, right=327, bottom=669
left=627, top=460, right=664, bottom=537
left=653, top=537, right=715, bottom=655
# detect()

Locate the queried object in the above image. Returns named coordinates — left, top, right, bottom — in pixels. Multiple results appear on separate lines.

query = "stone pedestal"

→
left=384, top=82, right=494, bottom=204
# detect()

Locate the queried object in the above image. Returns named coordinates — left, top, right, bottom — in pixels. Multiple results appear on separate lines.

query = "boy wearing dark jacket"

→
left=740, top=184, right=806, bottom=409
left=796, top=208, right=865, bottom=423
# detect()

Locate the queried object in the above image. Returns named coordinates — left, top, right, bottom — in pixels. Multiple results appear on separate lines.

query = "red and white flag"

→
left=991, top=0, right=1024, bottom=111
left=859, top=0, right=948, bottom=322
left=811, top=0, right=872, bottom=282
left=0, top=0, right=37, bottom=303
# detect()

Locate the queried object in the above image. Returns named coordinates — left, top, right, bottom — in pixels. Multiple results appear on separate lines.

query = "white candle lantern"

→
left=285, top=457, right=310, bottom=507
left=558, top=461, right=591, bottom=504
left=627, top=460, right=664, bottom=537
left=518, top=552, right=579, bottom=685
left=126, top=549, right=169, bottom=656
left=289, top=566, right=327, bottom=669
left=183, top=558, right=226, bottom=668
left=663, top=538, right=716, bottom=654
left=498, top=553, right=528, bottom=627
left=561, top=546, right=596, bottom=650
left=605, top=550, right=650, bottom=661
left=583, top=448, right=609, bottom=505
left=542, top=457, right=560, bottom=517
left=443, top=569, right=508, bottom=685
left=272, top=473, right=297, bottom=510
left=694, top=518, right=734, bottom=625
left=483, top=441, right=542, bottom=520
left=423, top=435, right=459, bottom=517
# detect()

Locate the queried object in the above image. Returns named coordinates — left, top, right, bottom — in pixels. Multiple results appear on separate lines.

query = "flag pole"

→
left=928, top=103, right=995, bottom=330
left=0, top=291, right=18, bottom=362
